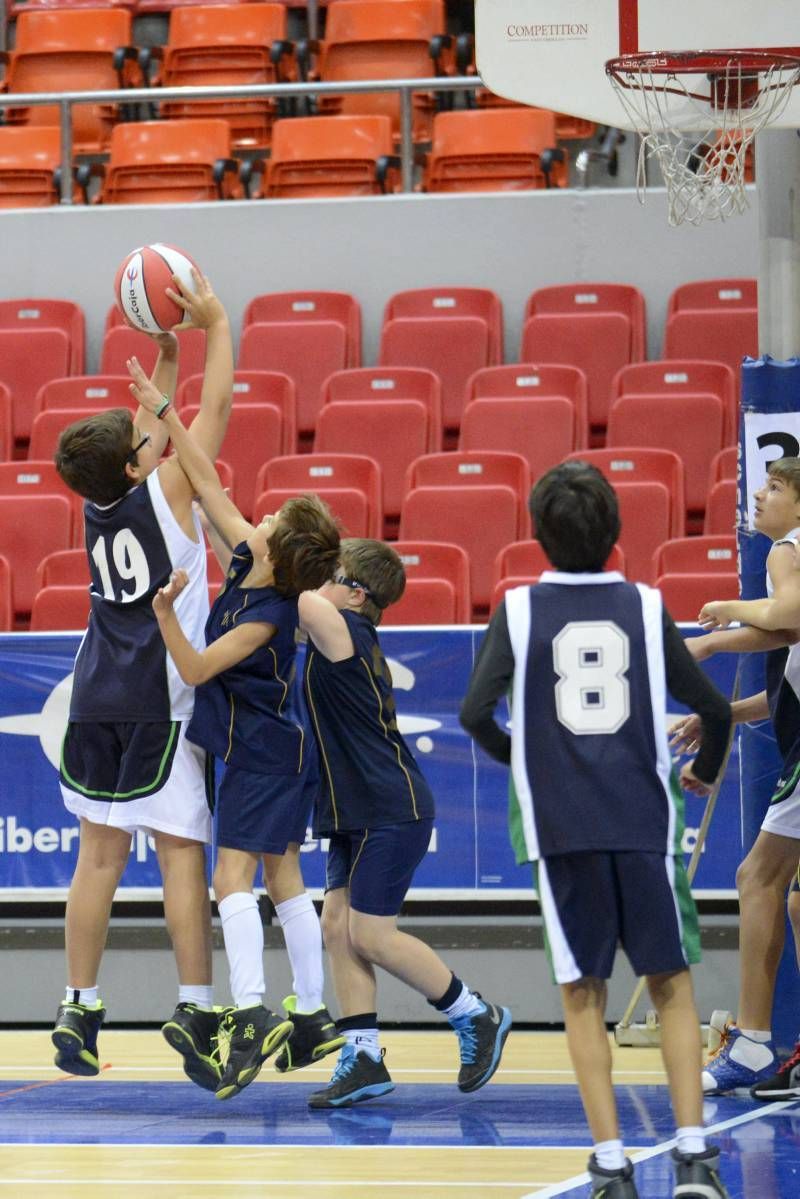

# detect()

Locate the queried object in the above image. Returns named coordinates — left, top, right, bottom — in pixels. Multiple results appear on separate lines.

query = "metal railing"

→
left=0, top=75, right=485, bottom=204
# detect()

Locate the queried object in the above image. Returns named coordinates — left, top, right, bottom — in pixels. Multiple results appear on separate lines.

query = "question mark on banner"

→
left=757, top=431, right=800, bottom=468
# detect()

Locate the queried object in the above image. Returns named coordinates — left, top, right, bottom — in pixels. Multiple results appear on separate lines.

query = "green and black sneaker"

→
left=52, top=1000, right=106, bottom=1077
left=274, top=995, right=346, bottom=1073
left=161, top=1003, right=224, bottom=1092
left=215, top=1004, right=293, bottom=1101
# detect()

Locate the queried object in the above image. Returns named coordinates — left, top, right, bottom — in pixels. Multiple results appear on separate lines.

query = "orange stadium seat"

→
left=0, top=385, right=12, bottom=461
left=100, top=326, right=207, bottom=382
left=238, top=320, right=348, bottom=437
left=36, top=375, right=135, bottom=416
left=391, top=540, right=471, bottom=623
left=466, top=364, right=589, bottom=451
left=381, top=577, right=459, bottom=625
left=243, top=292, right=361, bottom=368
left=612, top=360, right=738, bottom=445
left=180, top=402, right=285, bottom=520
left=0, top=298, right=85, bottom=375
left=30, top=584, right=91, bottom=631
left=526, top=283, right=647, bottom=362
left=652, top=536, right=737, bottom=580
left=0, top=460, right=83, bottom=545
left=0, top=555, right=11, bottom=631
left=565, top=447, right=686, bottom=539
left=655, top=572, right=739, bottom=622
left=98, top=119, right=244, bottom=204
left=309, top=0, right=450, bottom=142
left=424, top=108, right=567, bottom=192
left=254, top=486, right=370, bottom=537
left=668, top=278, right=757, bottom=315
left=321, top=368, right=441, bottom=448
left=0, top=494, right=73, bottom=617
left=149, top=3, right=294, bottom=150
left=37, top=548, right=90, bottom=590
left=258, top=114, right=400, bottom=198
left=379, top=316, right=492, bottom=436
left=0, top=327, right=71, bottom=445
left=459, top=396, right=576, bottom=485
left=704, top=478, right=737, bottom=535
left=384, top=288, right=503, bottom=362
left=177, top=371, right=297, bottom=455
left=1, top=9, right=143, bottom=153
left=494, top=539, right=626, bottom=585
left=255, top=452, right=382, bottom=537
left=315, top=399, right=431, bottom=530
left=405, top=450, right=530, bottom=537
left=8, top=1, right=136, bottom=11
left=0, top=126, right=77, bottom=208
left=663, top=310, right=758, bottom=387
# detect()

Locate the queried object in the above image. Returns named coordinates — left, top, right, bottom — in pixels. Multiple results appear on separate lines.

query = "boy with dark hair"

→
left=51, top=273, right=232, bottom=1090
left=298, top=538, right=512, bottom=1108
left=461, top=462, right=732, bottom=1199
left=131, top=359, right=344, bottom=1100
left=672, top=456, right=800, bottom=1099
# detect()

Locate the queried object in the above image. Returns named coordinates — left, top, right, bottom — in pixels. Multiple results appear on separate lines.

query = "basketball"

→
left=113, top=243, right=200, bottom=335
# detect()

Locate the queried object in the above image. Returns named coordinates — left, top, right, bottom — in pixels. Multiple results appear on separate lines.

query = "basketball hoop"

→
left=606, top=50, right=800, bottom=225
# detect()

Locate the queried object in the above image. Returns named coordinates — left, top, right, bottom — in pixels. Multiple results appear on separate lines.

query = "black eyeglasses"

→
left=333, top=573, right=375, bottom=600
left=127, top=433, right=151, bottom=464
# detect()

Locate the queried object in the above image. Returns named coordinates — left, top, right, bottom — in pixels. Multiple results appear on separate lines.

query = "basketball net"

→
left=606, top=52, right=800, bottom=226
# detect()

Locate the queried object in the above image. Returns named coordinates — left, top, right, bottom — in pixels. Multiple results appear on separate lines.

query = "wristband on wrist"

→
left=154, top=395, right=171, bottom=419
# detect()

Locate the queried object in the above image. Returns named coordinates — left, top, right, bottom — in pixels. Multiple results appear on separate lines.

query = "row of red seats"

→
left=1, top=530, right=738, bottom=633
left=0, top=446, right=738, bottom=624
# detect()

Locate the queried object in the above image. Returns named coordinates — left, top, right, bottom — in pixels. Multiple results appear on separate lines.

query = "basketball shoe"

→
left=161, top=1003, right=223, bottom=1092
left=215, top=1004, right=293, bottom=1101
left=273, top=995, right=346, bottom=1072
left=52, top=1000, right=106, bottom=1076
left=307, top=1045, right=395, bottom=1109
left=702, top=1021, right=777, bottom=1094
left=449, top=996, right=512, bottom=1092
left=750, top=1038, right=800, bottom=1100
left=671, top=1145, right=730, bottom=1197
left=587, top=1154, right=639, bottom=1197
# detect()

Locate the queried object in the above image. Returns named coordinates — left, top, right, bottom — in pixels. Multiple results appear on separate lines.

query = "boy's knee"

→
left=348, top=918, right=382, bottom=962
left=320, top=896, right=348, bottom=947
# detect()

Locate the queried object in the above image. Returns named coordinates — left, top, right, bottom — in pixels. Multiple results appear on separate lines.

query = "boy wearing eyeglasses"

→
left=298, top=539, right=512, bottom=1108
left=52, top=272, right=232, bottom=1091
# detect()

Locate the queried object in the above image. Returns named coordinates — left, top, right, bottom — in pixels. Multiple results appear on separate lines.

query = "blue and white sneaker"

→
left=702, top=1022, right=777, bottom=1095
left=308, top=1044, right=395, bottom=1109
left=450, top=996, right=512, bottom=1093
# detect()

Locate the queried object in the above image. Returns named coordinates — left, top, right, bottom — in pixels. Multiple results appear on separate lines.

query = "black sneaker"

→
left=587, top=1154, right=639, bottom=1197
left=671, top=1145, right=730, bottom=1198
left=52, top=1000, right=106, bottom=1077
left=750, top=1039, right=800, bottom=1100
left=161, top=1003, right=223, bottom=1092
left=215, top=1004, right=292, bottom=1101
left=449, top=996, right=512, bottom=1093
left=308, top=1045, right=395, bottom=1109
left=274, top=995, right=346, bottom=1073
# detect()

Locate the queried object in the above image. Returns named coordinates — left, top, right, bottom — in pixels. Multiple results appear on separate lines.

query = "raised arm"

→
left=698, top=542, right=800, bottom=632
left=298, top=590, right=355, bottom=662
left=171, top=270, right=234, bottom=463
left=127, top=332, right=180, bottom=460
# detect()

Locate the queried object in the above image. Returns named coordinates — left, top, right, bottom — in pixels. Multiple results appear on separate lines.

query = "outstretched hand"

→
left=669, top=712, right=702, bottom=755
left=153, top=569, right=189, bottom=618
left=127, top=355, right=166, bottom=414
left=167, top=269, right=226, bottom=331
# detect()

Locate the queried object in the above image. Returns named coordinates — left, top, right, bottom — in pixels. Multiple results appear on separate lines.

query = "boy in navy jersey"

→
left=52, top=273, right=232, bottom=1089
left=461, top=462, right=732, bottom=1199
left=131, top=361, right=343, bottom=1100
left=299, top=539, right=511, bottom=1109
left=671, top=456, right=800, bottom=1100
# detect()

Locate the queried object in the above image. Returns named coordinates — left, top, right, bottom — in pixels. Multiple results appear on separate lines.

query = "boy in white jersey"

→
left=672, top=456, right=800, bottom=1099
left=51, top=272, right=232, bottom=1089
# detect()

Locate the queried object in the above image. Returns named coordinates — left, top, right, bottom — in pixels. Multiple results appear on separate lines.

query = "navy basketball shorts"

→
left=534, top=850, right=701, bottom=985
left=215, top=764, right=315, bottom=855
left=325, top=818, right=434, bottom=916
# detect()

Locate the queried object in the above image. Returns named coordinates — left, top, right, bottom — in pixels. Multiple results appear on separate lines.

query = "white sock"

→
left=178, top=985, right=213, bottom=1009
left=594, top=1139, right=625, bottom=1170
left=731, top=1030, right=776, bottom=1071
left=65, top=986, right=98, bottom=1007
left=274, top=893, right=324, bottom=1012
left=218, top=891, right=265, bottom=1009
left=444, top=984, right=484, bottom=1022
left=676, top=1126, right=707, bottom=1156
left=740, top=1028, right=772, bottom=1043
left=344, top=1028, right=381, bottom=1061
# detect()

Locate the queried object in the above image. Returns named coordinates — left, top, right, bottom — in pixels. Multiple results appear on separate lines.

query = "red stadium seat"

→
left=254, top=487, right=370, bottom=537
left=381, top=578, right=458, bottom=625
left=668, top=278, right=757, bottom=315
left=612, top=360, right=738, bottom=445
left=494, top=539, right=626, bottom=585
left=100, top=326, right=207, bottom=382
left=259, top=114, right=400, bottom=198
left=565, top=447, right=686, bottom=539
left=28, top=409, right=110, bottom=464
left=466, top=364, right=589, bottom=451
left=405, top=451, right=530, bottom=537
left=614, top=482, right=672, bottom=585
left=177, top=370, right=297, bottom=455
left=424, top=108, right=567, bottom=192
left=30, top=584, right=91, bottom=631
left=36, top=375, right=135, bottom=416
left=0, top=460, right=84, bottom=546
left=0, top=494, right=73, bottom=617
left=704, top=479, right=737, bottom=535
left=526, top=283, right=646, bottom=361
left=490, top=575, right=542, bottom=612
left=321, top=368, right=442, bottom=448
left=0, top=327, right=71, bottom=444
left=37, top=548, right=90, bottom=590
left=180, top=402, right=285, bottom=520
left=655, top=572, right=739, bottom=622
left=0, top=299, right=85, bottom=374
left=708, top=446, right=738, bottom=489
left=255, top=453, right=382, bottom=537
left=0, top=385, right=12, bottom=461
left=98, top=119, right=244, bottom=204
left=391, top=540, right=471, bottom=623
left=459, top=396, right=576, bottom=485
left=238, top=321, right=348, bottom=437
left=243, top=292, right=361, bottom=368
left=384, top=287, right=504, bottom=362
left=663, top=309, right=758, bottom=387
left=0, top=555, right=11, bottom=631
left=652, top=536, right=737, bottom=580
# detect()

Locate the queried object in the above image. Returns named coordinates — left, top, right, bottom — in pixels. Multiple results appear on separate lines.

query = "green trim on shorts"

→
left=669, top=767, right=687, bottom=856
left=673, top=855, right=702, bottom=965
left=531, top=861, right=558, bottom=985
left=770, top=759, right=800, bottom=804
left=60, top=721, right=180, bottom=800
left=508, top=777, right=529, bottom=866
